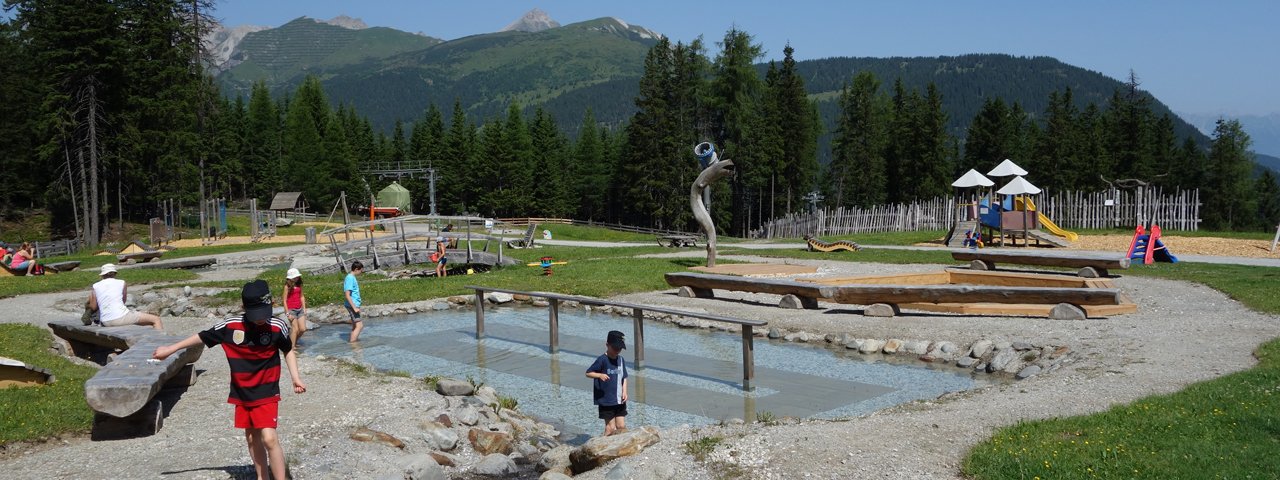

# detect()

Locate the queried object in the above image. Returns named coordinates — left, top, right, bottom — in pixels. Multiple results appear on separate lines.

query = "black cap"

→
left=607, top=330, right=626, bottom=350
left=241, top=280, right=274, bottom=323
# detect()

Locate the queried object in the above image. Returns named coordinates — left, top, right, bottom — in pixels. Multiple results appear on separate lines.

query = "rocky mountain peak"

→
left=501, top=8, right=560, bottom=33
left=323, top=15, right=368, bottom=30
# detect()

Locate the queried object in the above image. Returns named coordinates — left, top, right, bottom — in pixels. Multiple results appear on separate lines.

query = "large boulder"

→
left=393, top=453, right=447, bottom=480
left=436, top=378, right=475, bottom=396
left=350, top=427, right=406, bottom=449
left=539, top=445, right=574, bottom=474
left=471, top=453, right=518, bottom=477
left=468, top=428, right=513, bottom=455
left=569, top=426, right=661, bottom=474
left=419, top=420, right=459, bottom=451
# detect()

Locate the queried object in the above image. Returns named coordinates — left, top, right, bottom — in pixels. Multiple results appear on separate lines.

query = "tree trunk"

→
left=65, top=145, right=82, bottom=242
left=86, top=82, right=100, bottom=247
left=78, top=148, right=91, bottom=246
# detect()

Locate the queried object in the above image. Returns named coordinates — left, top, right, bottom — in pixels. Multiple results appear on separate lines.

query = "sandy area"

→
left=919, top=233, right=1280, bottom=259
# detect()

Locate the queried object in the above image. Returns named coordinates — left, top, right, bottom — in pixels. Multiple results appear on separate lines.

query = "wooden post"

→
left=400, top=221, right=409, bottom=264
left=548, top=298, right=560, bottom=353
left=632, top=308, right=645, bottom=369
left=1271, top=223, right=1279, bottom=253
left=474, top=290, right=486, bottom=339
left=741, top=325, right=755, bottom=391
left=328, top=234, right=344, bottom=273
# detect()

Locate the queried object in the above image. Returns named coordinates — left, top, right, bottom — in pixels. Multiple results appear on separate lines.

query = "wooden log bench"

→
left=664, top=272, right=835, bottom=309
left=125, top=257, right=216, bottom=270
left=831, top=284, right=1125, bottom=320
left=47, top=320, right=204, bottom=439
left=656, top=235, right=699, bottom=248
left=44, top=260, right=81, bottom=272
left=117, top=250, right=165, bottom=263
left=951, top=249, right=1131, bottom=278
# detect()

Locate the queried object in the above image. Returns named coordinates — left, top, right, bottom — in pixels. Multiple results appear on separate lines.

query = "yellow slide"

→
left=1013, top=198, right=1079, bottom=242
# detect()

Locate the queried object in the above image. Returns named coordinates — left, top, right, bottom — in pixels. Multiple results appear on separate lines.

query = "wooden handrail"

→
left=465, top=285, right=763, bottom=391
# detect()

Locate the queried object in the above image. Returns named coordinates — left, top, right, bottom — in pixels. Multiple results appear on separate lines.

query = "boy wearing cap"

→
left=88, top=263, right=163, bottom=329
left=586, top=330, right=630, bottom=436
left=283, top=268, right=307, bottom=345
left=153, top=280, right=306, bottom=480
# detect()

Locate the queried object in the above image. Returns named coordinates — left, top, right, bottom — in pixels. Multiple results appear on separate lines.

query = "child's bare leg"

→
left=261, top=427, right=288, bottom=480
left=613, top=415, right=626, bottom=432
left=350, top=320, right=363, bottom=343
left=245, top=429, right=270, bottom=480
left=603, top=421, right=614, bottom=436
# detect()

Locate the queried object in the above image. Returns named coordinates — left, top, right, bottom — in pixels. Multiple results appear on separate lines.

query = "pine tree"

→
left=1202, top=119, right=1256, bottom=230
left=573, top=109, right=608, bottom=221
left=441, top=100, right=474, bottom=213
left=709, top=27, right=764, bottom=234
left=829, top=72, right=888, bottom=208
left=1254, top=170, right=1280, bottom=232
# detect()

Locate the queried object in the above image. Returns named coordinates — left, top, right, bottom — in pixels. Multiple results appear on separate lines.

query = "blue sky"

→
left=19, top=1, right=1280, bottom=116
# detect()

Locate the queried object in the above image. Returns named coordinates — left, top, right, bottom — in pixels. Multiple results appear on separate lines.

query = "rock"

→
left=486, top=292, right=514, bottom=304
left=419, top=421, right=459, bottom=451
left=988, top=347, right=1018, bottom=372
left=824, top=334, right=841, bottom=343
left=515, top=442, right=540, bottom=462
left=429, top=451, right=458, bottom=467
left=858, top=339, right=885, bottom=354
left=433, top=413, right=453, bottom=427
left=778, top=294, right=814, bottom=309
left=455, top=406, right=481, bottom=426
left=394, top=453, right=447, bottom=480
left=1016, top=365, right=1042, bottom=379
left=431, top=302, right=449, bottom=311
left=468, top=428, right=514, bottom=455
left=436, top=378, right=475, bottom=396
left=956, top=356, right=978, bottom=368
left=350, top=427, right=406, bottom=449
left=472, top=453, right=518, bottom=477
left=881, top=339, right=903, bottom=353
left=539, top=445, right=574, bottom=472
left=569, top=426, right=660, bottom=474
left=1012, top=341, right=1035, bottom=351
left=935, top=341, right=959, bottom=355
left=183, top=286, right=192, bottom=297
left=512, top=293, right=532, bottom=302
left=1049, top=303, right=1087, bottom=320
left=141, top=292, right=160, bottom=304
left=995, top=341, right=1012, bottom=351
left=532, top=299, right=549, bottom=307
left=863, top=303, right=899, bottom=317
left=475, top=385, right=499, bottom=406
left=974, top=362, right=988, bottom=371
left=844, top=338, right=863, bottom=350
left=767, top=327, right=784, bottom=339
left=447, top=295, right=469, bottom=305
left=783, top=332, right=809, bottom=342
left=968, top=340, right=993, bottom=358
left=540, top=472, right=573, bottom=480
left=903, top=340, right=930, bottom=355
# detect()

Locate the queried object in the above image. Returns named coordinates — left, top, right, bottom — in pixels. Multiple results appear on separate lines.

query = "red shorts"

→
left=234, top=402, right=279, bottom=429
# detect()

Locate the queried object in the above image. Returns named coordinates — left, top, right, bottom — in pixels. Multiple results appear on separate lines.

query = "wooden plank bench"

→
left=831, top=284, right=1125, bottom=319
left=656, top=235, right=699, bottom=248
left=664, top=272, right=834, bottom=309
left=126, top=257, right=217, bottom=270
left=951, top=249, right=1131, bottom=278
left=45, top=260, right=81, bottom=272
left=117, top=250, right=164, bottom=263
left=48, top=321, right=204, bottom=439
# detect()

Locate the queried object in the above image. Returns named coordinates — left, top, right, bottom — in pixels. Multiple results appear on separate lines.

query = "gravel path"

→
left=3, top=249, right=1279, bottom=479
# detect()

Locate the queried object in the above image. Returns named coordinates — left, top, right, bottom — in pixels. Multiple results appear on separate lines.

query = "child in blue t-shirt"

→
left=586, top=330, right=629, bottom=436
left=344, top=260, right=364, bottom=343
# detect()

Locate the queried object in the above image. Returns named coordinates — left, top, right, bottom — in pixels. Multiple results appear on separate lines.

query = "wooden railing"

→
left=497, top=218, right=703, bottom=238
left=465, top=286, right=767, bottom=391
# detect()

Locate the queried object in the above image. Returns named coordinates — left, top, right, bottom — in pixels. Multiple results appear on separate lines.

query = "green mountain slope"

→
left=217, top=17, right=443, bottom=99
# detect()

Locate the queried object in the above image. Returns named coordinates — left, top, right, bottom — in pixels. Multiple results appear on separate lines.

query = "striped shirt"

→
left=199, top=315, right=293, bottom=406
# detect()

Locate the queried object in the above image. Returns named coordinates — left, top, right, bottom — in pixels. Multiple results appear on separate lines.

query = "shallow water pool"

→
left=304, top=307, right=987, bottom=440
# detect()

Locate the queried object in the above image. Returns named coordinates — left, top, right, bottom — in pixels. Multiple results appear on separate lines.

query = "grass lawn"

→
left=0, top=269, right=197, bottom=299
left=0, top=324, right=97, bottom=444
left=962, top=261, right=1280, bottom=479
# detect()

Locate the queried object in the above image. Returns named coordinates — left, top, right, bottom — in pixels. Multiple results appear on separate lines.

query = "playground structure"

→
left=1127, top=224, right=1178, bottom=264
left=803, top=235, right=861, bottom=252
left=314, top=215, right=519, bottom=275
left=527, top=256, right=567, bottom=275
left=692, top=142, right=735, bottom=267
left=666, top=267, right=1136, bottom=320
left=946, top=161, right=1077, bottom=248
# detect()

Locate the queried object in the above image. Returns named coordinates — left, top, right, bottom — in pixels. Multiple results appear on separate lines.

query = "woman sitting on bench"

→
left=9, top=242, right=41, bottom=275
left=89, top=263, right=163, bottom=329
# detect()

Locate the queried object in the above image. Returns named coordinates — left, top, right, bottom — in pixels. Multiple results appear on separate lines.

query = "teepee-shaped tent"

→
left=987, top=159, right=1028, bottom=178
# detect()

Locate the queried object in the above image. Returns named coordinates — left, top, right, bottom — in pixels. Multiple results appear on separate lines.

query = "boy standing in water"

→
left=344, top=261, right=364, bottom=343
left=153, top=280, right=306, bottom=480
left=586, top=330, right=629, bottom=436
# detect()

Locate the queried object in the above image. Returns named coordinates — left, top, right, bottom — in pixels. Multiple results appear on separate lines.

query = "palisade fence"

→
left=750, top=188, right=1200, bottom=239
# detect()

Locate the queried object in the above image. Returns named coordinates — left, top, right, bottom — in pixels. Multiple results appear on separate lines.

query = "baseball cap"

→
left=607, top=330, right=626, bottom=350
left=241, top=280, right=274, bottom=322
left=99, top=263, right=118, bottom=276
left=286, top=268, right=302, bottom=280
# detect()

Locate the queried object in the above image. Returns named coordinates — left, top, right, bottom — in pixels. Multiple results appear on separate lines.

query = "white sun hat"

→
left=286, top=268, right=302, bottom=279
left=99, top=263, right=117, bottom=276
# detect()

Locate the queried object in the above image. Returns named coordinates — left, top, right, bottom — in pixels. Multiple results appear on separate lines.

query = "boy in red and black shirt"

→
left=154, top=280, right=306, bottom=480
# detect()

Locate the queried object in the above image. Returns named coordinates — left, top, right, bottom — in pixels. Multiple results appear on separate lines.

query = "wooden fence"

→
left=498, top=217, right=701, bottom=238
left=750, top=188, right=1200, bottom=238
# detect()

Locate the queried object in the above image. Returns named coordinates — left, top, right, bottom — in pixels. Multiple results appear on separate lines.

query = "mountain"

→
left=1180, top=112, right=1280, bottom=158
left=215, top=16, right=443, bottom=98
left=204, top=23, right=269, bottom=69
left=501, top=8, right=560, bottom=33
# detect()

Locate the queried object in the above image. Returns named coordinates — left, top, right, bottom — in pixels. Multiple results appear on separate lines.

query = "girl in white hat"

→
left=284, top=268, right=308, bottom=345
left=89, top=263, right=163, bottom=329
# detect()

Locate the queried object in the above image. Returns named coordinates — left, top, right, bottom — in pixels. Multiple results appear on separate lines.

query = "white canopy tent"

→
left=951, top=169, right=995, bottom=188
left=987, top=159, right=1028, bottom=178
left=996, top=175, right=1041, bottom=195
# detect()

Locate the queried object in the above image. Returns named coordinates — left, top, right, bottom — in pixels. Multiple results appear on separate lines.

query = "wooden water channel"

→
left=465, top=286, right=767, bottom=391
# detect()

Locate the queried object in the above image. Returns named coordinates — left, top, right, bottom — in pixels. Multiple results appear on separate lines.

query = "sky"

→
left=58, top=1, right=1280, bottom=116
